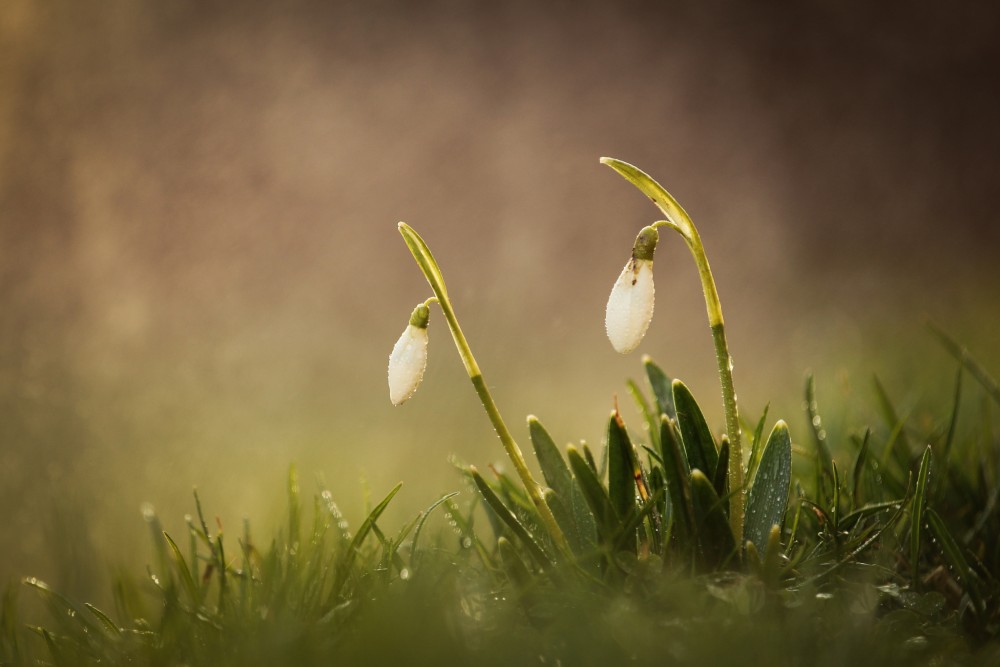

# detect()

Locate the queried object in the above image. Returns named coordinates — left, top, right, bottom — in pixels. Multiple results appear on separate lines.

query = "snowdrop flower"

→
left=605, top=226, right=658, bottom=354
left=388, top=302, right=431, bottom=405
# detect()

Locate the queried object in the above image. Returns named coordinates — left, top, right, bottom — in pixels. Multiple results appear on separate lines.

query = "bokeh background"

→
left=2, top=0, right=998, bottom=600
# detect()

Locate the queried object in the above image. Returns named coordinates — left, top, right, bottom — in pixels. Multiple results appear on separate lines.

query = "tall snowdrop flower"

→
left=388, top=302, right=431, bottom=405
left=605, top=226, right=658, bottom=354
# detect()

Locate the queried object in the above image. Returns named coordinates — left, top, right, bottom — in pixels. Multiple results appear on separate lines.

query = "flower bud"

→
left=605, top=227, right=658, bottom=354
left=388, top=303, right=430, bottom=405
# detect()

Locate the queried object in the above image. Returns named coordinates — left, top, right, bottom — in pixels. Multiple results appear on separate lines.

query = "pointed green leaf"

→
left=567, top=446, right=621, bottom=542
left=331, top=482, right=403, bottom=601
left=746, top=403, right=770, bottom=482
left=626, top=379, right=660, bottom=453
left=163, top=532, right=200, bottom=605
left=607, top=411, right=637, bottom=523
left=672, top=380, right=718, bottom=476
left=806, top=374, right=835, bottom=505
left=497, top=537, right=532, bottom=589
left=643, top=356, right=676, bottom=421
left=660, top=416, right=694, bottom=547
left=713, top=437, right=730, bottom=501
left=911, top=445, right=933, bottom=587
left=743, top=421, right=792, bottom=555
left=529, top=416, right=597, bottom=555
left=410, top=491, right=460, bottom=570
left=851, top=428, right=871, bottom=508
left=925, top=508, right=985, bottom=614
left=873, top=375, right=913, bottom=467
left=470, top=468, right=552, bottom=568
left=690, top=470, right=736, bottom=568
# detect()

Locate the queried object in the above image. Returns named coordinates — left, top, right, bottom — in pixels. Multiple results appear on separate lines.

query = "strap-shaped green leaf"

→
left=743, top=421, right=792, bottom=555
left=643, top=356, right=676, bottom=422
left=470, top=468, right=552, bottom=568
left=607, top=412, right=638, bottom=553
left=672, top=380, right=718, bottom=477
left=713, top=437, right=730, bottom=501
left=659, top=416, right=694, bottom=548
left=528, top=416, right=597, bottom=556
left=567, top=445, right=621, bottom=543
left=690, top=470, right=736, bottom=569
left=746, top=404, right=770, bottom=483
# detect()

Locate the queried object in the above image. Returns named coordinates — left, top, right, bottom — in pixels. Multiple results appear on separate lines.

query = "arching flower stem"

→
left=602, top=158, right=745, bottom=548
left=397, top=222, right=571, bottom=560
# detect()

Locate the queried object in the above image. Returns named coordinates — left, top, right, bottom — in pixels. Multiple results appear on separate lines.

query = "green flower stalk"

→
left=392, top=222, right=571, bottom=559
left=601, top=157, right=746, bottom=547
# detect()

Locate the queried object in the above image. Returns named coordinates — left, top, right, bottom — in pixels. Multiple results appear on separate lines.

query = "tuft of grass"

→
left=4, top=347, right=998, bottom=665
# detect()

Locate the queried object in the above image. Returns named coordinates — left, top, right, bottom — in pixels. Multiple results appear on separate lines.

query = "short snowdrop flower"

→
left=388, top=302, right=431, bottom=405
left=605, top=226, right=659, bottom=354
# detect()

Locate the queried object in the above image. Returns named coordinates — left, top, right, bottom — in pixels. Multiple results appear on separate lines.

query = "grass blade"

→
left=470, top=468, right=552, bottom=568
left=925, top=508, right=985, bottom=615
left=331, top=482, right=403, bottom=602
left=910, top=445, right=933, bottom=588
left=806, top=374, right=835, bottom=505
left=927, top=321, right=1000, bottom=408
left=163, top=532, right=200, bottom=606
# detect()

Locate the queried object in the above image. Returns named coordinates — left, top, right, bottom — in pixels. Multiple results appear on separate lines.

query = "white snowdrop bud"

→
left=605, top=226, right=658, bottom=354
left=388, top=303, right=431, bottom=406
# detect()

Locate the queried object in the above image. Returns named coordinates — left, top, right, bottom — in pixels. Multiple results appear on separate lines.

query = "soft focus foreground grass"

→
left=3, top=339, right=1000, bottom=666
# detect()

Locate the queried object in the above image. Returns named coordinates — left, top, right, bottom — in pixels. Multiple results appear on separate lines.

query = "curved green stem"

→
left=601, top=158, right=745, bottom=548
left=397, top=222, right=571, bottom=560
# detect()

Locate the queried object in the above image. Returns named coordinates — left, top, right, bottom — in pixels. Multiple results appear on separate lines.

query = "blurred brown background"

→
left=2, top=0, right=998, bottom=598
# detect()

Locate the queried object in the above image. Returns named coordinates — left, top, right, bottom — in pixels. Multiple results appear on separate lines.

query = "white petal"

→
left=605, top=258, right=655, bottom=354
left=388, top=324, right=429, bottom=405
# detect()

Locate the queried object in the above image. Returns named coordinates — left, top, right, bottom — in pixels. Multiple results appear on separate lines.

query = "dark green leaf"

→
left=713, top=437, right=730, bottom=501
left=690, top=470, right=736, bottom=569
left=643, top=356, right=676, bottom=421
left=607, top=411, right=637, bottom=524
left=659, top=416, right=695, bottom=549
left=672, top=379, right=718, bottom=477
left=470, top=468, right=552, bottom=568
left=529, top=416, right=597, bottom=555
left=910, top=445, right=933, bottom=588
left=567, top=446, right=621, bottom=543
left=743, top=421, right=792, bottom=556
